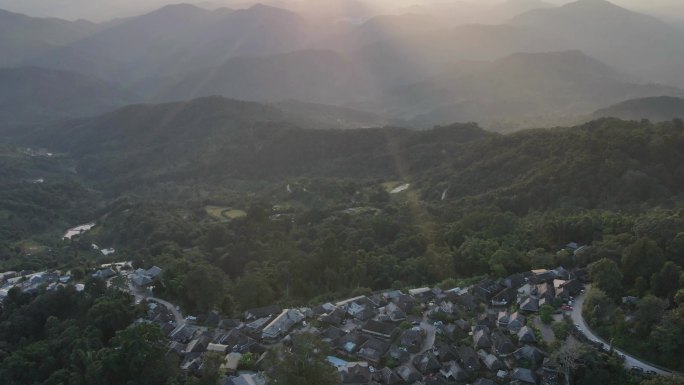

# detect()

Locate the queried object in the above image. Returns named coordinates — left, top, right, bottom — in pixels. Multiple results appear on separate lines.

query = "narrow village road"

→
left=419, top=318, right=437, bottom=354
left=405, top=312, right=438, bottom=373
left=571, top=284, right=671, bottom=376
left=127, top=281, right=186, bottom=325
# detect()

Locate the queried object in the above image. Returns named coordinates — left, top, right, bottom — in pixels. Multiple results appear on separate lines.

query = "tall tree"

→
left=588, top=258, right=623, bottom=300
left=265, top=333, right=342, bottom=385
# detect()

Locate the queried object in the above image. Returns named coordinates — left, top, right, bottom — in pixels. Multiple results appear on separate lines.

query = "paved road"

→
left=127, top=281, right=185, bottom=325
left=571, top=284, right=670, bottom=376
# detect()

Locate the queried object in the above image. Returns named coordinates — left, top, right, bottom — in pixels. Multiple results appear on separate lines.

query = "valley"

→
left=1, top=1, right=684, bottom=385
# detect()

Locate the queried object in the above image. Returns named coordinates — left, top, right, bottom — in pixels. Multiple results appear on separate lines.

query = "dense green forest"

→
left=0, top=146, right=100, bottom=269
left=0, top=284, right=193, bottom=385
left=3, top=102, right=684, bottom=373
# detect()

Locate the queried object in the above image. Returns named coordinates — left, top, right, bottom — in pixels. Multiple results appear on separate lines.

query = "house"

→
left=503, top=273, right=528, bottom=289
left=477, top=313, right=495, bottom=329
left=245, top=317, right=271, bottom=336
left=498, top=311, right=510, bottom=328
left=336, top=295, right=378, bottom=310
left=425, top=377, right=451, bottom=385
left=146, top=266, right=163, bottom=280
left=218, top=329, right=252, bottom=352
left=313, top=302, right=337, bottom=316
left=380, top=302, right=407, bottom=322
left=508, top=312, right=526, bottom=333
left=244, top=305, right=281, bottom=321
left=223, top=373, right=266, bottom=385
left=221, top=352, right=242, bottom=374
left=261, top=309, right=305, bottom=342
left=168, top=341, right=186, bottom=354
left=478, top=350, right=505, bottom=371
left=321, top=326, right=345, bottom=344
left=413, top=351, right=442, bottom=374
left=341, top=362, right=372, bottom=384
left=388, top=344, right=411, bottom=365
left=492, top=288, right=518, bottom=306
left=518, top=326, right=537, bottom=344
left=437, top=300, right=455, bottom=315
left=393, top=293, right=417, bottom=313
left=510, top=368, right=537, bottom=384
left=552, top=267, right=571, bottom=280
left=185, top=336, right=209, bottom=354
left=451, top=292, right=478, bottom=312
left=409, top=287, right=433, bottom=297
left=131, top=266, right=163, bottom=288
left=382, top=290, right=404, bottom=301
left=473, top=379, right=496, bottom=385
left=396, top=365, right=422, bottom=383
left=375, top=367, right=402, bottom=385
left=457, top=346, right=481, bottom=371
left=361, top=320, right=397, bottom=339
left=514, top=345, right=546, bottom=368
left=520, top=297, right=540, bottom=313
left=353, top=306, right=376, bottom=322
left=491, top=330, right=516, bottom=356
left=440, top=361, right=469, bottom=382
left=170, top=324, right=196, bottom=343
left=320, top=306, right=346, bottom=326
left=472, top=279, right=504, bottom=300
left=92, top=268, right=116, bottom=279
left=356, top=337, right=389, bottom=365
left=560, top=279, right=584, bottom=297
left=473, top=326, right=491, bottom=350
left=337, top=331, right=368, bottom=355
left=207, top=343, right=229, bottom=354
left=433, top=341, right=458, bottom=362
left=455, top=319, right=470, bottom=332
left=531, top=269, right=556, bottom=284
left=399, top=328, right=425, bottom=353
left=132, top=274, right=153, bottom=287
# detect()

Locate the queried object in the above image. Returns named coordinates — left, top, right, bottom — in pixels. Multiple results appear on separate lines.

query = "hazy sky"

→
left=0, top=0, right=683, bottom=22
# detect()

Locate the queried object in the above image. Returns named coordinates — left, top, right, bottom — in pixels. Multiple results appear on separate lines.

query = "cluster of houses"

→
left=139, top=265, right=588, bottom=385
left=0, top=269, right=76, bottom=301
left=0, top=261, right=165, bottom=307
left=130, top=265, right=164, bottom=287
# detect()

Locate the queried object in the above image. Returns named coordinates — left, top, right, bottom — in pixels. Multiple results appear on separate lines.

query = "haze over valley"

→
left=2, top=1, right=684, bottom=385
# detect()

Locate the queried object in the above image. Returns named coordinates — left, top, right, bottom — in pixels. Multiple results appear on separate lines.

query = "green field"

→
left=205, top=206, right=247, bottom=221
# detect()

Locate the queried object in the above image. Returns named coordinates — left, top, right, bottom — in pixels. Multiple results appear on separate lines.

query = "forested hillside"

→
left=4, top=97, right=684, bottom=315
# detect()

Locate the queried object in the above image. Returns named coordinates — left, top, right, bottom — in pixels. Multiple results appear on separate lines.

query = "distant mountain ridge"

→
left=509, top=0, right=684, bottom=84
left=593, top=96, right=684, bottom=121
left=0, top=66, right=137, bottom=125
left=364, top=50, right=684, bottom=127
left=0, top=8, right=99, bottom=67
left=27, top=3, right=338, bottom=84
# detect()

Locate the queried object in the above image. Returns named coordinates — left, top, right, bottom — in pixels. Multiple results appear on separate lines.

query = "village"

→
left=0, top=258, right=600, bottom=385
left=139, top=263, right=596, bottom=385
